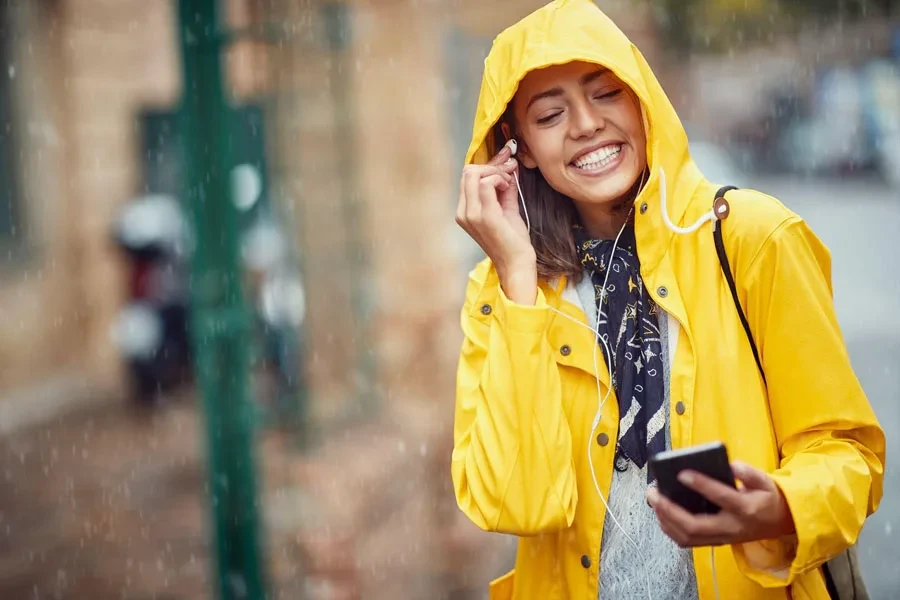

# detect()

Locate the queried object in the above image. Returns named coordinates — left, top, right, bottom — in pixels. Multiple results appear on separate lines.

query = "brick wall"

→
left=0, top=0, right=183, bottom=423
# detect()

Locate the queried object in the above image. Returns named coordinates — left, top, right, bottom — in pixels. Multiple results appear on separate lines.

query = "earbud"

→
left=508, top=138, right=518, bottom=156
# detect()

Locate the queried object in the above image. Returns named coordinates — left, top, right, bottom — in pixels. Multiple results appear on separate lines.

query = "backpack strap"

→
left=712, top=186, right=847, bottom=600
left=712, top=186, right=767, bottom=386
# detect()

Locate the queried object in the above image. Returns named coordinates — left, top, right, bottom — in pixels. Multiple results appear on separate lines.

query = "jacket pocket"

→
left=489, top=569, right=515, bottom=600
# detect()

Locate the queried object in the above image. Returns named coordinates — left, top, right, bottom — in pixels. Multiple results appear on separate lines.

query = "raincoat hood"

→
left=465, top=0, right=704, bottom=269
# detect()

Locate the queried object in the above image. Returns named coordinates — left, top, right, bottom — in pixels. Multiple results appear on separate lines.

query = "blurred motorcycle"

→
left=110, top=165, right=307, bottom=415
left=110, top=194, right=193, bottom=404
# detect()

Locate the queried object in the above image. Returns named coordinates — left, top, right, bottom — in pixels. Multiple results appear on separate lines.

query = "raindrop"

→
left=7, top=64, right=14, bottom=79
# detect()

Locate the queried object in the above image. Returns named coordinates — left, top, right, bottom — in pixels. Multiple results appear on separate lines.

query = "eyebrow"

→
left=524, top=68, right=611, bottom=111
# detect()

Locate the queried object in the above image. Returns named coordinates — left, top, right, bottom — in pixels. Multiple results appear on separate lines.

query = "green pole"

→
left=176, top=1, right=267, bottom=598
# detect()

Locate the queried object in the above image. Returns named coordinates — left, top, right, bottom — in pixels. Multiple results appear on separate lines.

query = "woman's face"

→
left=511, top=61, right=647, bottom=210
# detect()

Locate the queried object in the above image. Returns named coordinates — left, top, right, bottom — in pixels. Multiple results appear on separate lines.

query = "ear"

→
left=500, top=122, right=538, bottom=169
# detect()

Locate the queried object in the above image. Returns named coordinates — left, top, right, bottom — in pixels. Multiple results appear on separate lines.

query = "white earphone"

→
left=505, top=136, right=654, bottom=598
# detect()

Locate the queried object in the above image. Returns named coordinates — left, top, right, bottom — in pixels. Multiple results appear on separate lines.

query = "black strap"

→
left=712, top=185, right=767, bottom=386
left=823, top=564, right=840, bottom=600
left=713, top=186, right=841, bottom=599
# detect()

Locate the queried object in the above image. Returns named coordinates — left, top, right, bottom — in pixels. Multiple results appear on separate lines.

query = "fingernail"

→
left=678, top=472, right=694, bottom=485
left=504, top=158, right=516, bottom=166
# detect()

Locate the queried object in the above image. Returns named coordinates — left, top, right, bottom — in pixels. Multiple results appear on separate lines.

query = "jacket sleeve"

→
left=731, top=218, right=886, bottom=586
left=451, top=260, right=578, bottom=535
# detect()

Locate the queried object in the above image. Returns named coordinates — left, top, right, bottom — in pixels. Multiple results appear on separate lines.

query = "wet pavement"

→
left=0, top=396, right=513, bottom=600
left=0, top=401, right=211, bottom=599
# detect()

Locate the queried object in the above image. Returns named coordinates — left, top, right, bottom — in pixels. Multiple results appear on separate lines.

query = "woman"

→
left=451, top=1, right=885, bottom=599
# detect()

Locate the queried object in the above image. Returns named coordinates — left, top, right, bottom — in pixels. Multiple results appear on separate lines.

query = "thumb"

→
left=731, top=461, right=774, bottom=491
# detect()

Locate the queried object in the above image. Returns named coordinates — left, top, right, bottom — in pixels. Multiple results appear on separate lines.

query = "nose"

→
left=568, top=98, right=604, bottom=139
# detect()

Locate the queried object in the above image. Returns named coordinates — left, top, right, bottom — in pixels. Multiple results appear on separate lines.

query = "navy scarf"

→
left=574, top=223, right=666, bottom=477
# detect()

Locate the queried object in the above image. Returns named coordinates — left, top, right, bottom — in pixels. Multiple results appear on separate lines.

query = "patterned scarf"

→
left=574, top=223, right=666, bottom=479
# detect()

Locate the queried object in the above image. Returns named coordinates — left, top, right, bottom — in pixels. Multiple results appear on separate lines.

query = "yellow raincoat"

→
left=451, top=1, right=885, bottom=599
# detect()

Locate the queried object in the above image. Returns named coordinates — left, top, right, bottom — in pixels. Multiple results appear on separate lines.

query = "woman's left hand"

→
left=647, top=461, right=796, bottom=547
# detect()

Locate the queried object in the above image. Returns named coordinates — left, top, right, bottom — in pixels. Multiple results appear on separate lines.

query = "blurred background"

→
left=0, top=0, right=897, bottom=598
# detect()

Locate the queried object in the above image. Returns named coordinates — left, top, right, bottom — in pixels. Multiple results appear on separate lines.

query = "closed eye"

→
left=594, top=89, right=623, bottom=101
left=536, top=112, right=563, bottom=125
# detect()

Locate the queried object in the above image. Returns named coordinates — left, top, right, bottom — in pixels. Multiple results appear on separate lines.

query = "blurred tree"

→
left=652, top=0, right=895, bottom=54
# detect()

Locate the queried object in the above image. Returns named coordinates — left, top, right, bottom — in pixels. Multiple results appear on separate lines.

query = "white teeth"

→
left=574, top=145, right=622, bottom=169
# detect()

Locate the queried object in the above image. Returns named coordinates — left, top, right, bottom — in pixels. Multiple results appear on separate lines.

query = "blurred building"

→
left=0, top=0, right=659, bottom=432
left=0, top=1, right=660, bottom=596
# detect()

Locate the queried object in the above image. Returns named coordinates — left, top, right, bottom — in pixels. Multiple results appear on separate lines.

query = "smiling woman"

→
left=451, top=1, right=885, bottom=600
left=489, top=61, right=650, bottom=280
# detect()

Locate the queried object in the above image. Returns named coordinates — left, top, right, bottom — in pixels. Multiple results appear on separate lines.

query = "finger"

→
left=474, top=175, right=511, bottom=220
left=487, top=143, right=512, bottom=167
left=463, top=168, right=484, bottom=222
left=649, top=490, right=692, bottom=546
left=456, top=193, right=468, bottom=229
left=465, top=164, right=512, bottom=184
left=466, top=173, right=510, bottom=222
left=650, top=488, right=726, bottom=544
left=481, top=174, right=511, bottom=191
left=487, top=139, right=518, bottom=167
left=498, top=157, right=519, bottom=174
left=678, top=470, right=744, bottom=513
left=730, top=461, right=774, bottom=492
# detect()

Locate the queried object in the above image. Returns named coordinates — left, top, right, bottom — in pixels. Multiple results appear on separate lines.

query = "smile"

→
left=571, top=144, right=624, bottom=174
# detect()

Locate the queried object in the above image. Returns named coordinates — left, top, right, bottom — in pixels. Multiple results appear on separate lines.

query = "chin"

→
left=576, top=169, right=642, bottom=206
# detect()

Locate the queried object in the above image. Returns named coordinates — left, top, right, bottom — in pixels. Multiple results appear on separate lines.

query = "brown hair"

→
left=491, top=107, right=584, bottom=282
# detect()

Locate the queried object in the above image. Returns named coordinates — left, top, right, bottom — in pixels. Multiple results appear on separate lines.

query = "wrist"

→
left=496, top=258, right=538, bottom=305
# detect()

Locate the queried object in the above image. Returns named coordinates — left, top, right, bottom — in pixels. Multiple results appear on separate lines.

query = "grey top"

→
left=574, top=274, right=699, bottom=600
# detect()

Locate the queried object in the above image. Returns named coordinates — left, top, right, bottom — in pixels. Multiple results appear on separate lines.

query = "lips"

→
left=570, top=142, right=625, bottom=174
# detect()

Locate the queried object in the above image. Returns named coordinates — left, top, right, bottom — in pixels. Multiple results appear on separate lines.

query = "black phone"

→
left=648, top=441, right=736, bottom=515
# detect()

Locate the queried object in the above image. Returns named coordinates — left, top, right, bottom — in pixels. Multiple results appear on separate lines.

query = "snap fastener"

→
left=675, top=401, right=686, bottom=415
left=640, top=202, right=648, bottom=214
left=581, top=555, right=592, bottom=569
left=596, top=433, right=609, bottom=447
left=480, top=304, right=492, bottom=316
left=560, top=344, right=571, bottom=356
left=657, top=286, right=668, bottom=298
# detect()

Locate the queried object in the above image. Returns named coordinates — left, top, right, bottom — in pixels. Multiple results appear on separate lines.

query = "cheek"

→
left=527, top=132, right=566, bottom=170
left=624, top=105, right=647, bottom=152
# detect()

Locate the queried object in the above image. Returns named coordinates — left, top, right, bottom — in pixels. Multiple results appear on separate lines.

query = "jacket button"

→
left=560, top=344, right=571, bottom=356
left=480, top=304, right=492, bottom=315
left=675, top=401, right=686, bottom=415
left=640, top=202, right=648, bottom=214
left=596, top=433, right=609, bottom=446
left=581, top=555, right=591, bottom=569
left=657, top=286, right=668, bottom=298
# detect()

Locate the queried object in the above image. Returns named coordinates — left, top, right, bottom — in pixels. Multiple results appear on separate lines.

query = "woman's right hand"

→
left=456, top=141, right=538, bottom=305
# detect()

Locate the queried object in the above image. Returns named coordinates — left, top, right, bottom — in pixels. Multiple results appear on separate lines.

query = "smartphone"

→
left=648, top=441, right=736, bottom=515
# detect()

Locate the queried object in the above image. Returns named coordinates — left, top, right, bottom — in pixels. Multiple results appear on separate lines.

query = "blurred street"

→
left=757, top=175, right=900, bottom=598
left=0, top=0, right=896, bottom=599
left=0, top=175, right=895, bottom=599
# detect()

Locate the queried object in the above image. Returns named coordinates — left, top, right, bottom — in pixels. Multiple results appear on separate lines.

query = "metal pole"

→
left=176, top=1, right=268, bottom=598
